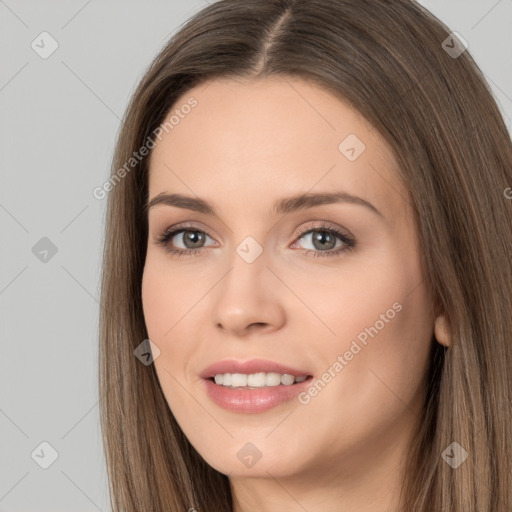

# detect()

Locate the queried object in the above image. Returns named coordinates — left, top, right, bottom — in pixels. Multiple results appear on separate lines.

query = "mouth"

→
left=207, top=372, right=311, bottom=389
left=200, top=360, right=314, bottom=413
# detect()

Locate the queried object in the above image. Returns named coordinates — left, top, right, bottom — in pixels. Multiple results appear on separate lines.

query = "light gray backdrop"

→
left=1, top=1, right=511, bottom=510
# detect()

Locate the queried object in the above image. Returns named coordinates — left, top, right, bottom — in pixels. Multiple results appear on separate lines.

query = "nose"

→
left=211, top=247, right=286, bottom=337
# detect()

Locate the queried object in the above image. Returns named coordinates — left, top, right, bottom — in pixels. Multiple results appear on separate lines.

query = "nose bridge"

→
left=219, top=237, right=269, bottom=309
left=211, top=236, right=285, bottom=334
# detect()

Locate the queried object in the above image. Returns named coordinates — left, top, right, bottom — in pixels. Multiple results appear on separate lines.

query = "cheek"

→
left=305, top=248, right=433, bottom=413
left=141, top=261, right=194, bottom=388
left=141, top=262, right=197, bottom=413
left=141, top=254, right=215, bottom=384
left=141, top=267, right=169, bottom=339
left=141, top=255, right=200, bottom=340
left=288, top=284, right=433, bottom=464
left=297, top=254, right=422, bottom=358
left=332, top=284, right=432, bottom=419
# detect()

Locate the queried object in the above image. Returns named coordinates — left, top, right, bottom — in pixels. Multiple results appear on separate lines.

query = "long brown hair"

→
left=98, top=0, right=512, bottom=510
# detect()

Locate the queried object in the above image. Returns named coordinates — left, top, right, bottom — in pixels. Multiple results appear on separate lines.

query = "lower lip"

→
left=202, top=377, right=312, bottom=414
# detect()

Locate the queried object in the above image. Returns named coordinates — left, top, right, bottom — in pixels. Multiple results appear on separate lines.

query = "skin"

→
left=141, top=76, right=450, bottom=512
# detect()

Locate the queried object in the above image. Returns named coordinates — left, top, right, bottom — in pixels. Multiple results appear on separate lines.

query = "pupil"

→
left=184, top=231, right=204, bottom=248
left=313, top=230, right=335, bottom=250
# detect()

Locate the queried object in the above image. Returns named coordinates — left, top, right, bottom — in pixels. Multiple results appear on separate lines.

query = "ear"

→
left=434, top=313, right=451, bottom=347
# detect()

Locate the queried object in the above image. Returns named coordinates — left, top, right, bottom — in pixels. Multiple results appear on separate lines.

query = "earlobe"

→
left=434, top=314, right=451, bottom=347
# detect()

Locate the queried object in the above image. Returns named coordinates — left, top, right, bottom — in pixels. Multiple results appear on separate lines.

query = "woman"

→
left=98, top=0, right=512, bottom=510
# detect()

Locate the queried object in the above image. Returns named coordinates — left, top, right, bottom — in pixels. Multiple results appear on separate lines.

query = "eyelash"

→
left=155, top=222, right=356, bottom=259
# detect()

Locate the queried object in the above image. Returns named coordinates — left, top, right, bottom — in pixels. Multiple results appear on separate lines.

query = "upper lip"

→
left=200, top=359, right=311, bottom=379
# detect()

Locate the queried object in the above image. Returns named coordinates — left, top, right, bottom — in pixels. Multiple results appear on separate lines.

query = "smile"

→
left=212, top=372, right=308, bottom=388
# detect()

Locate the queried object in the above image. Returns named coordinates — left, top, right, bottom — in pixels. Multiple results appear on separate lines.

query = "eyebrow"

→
left=144, top=191, right=383, bottom=218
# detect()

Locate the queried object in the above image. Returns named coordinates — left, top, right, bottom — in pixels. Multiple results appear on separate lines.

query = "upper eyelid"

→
left=159, top=222, right=217, bottom=241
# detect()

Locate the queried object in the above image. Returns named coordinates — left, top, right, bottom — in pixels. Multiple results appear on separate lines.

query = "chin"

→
left=192, top=437, right=310, bottom=479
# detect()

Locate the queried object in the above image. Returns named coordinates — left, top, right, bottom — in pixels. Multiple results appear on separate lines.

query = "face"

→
left=141, top=76, right=437, bottom=484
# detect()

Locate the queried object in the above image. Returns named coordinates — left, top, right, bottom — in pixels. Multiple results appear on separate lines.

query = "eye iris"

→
left=183, top=230, right=205, bottom=249
left=312, top=230, right=336, bottom=250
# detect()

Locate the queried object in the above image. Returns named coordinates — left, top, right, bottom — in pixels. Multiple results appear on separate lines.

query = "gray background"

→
left=1, top=1, right=511, bottom=510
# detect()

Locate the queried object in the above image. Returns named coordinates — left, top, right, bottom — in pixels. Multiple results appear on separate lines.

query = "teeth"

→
left=266, top=372, right=281, bottom=386
left=231, top=373, right=247, bottom=387
left=247, top=372, right=266, bottom=387
left=212, top=372, right=308, bottom=388
left=280, top=374, right=295, bottom=385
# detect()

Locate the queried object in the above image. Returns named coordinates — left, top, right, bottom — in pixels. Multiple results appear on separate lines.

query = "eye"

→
left=154, top=221, right=356, bottom=258
left=155, top=223, right=216, bottom=257
left=291, top=222, right=356, bottom=258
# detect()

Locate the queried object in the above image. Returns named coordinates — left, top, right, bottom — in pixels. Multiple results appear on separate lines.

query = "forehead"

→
left=147, top=76, right=410, bottom=222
